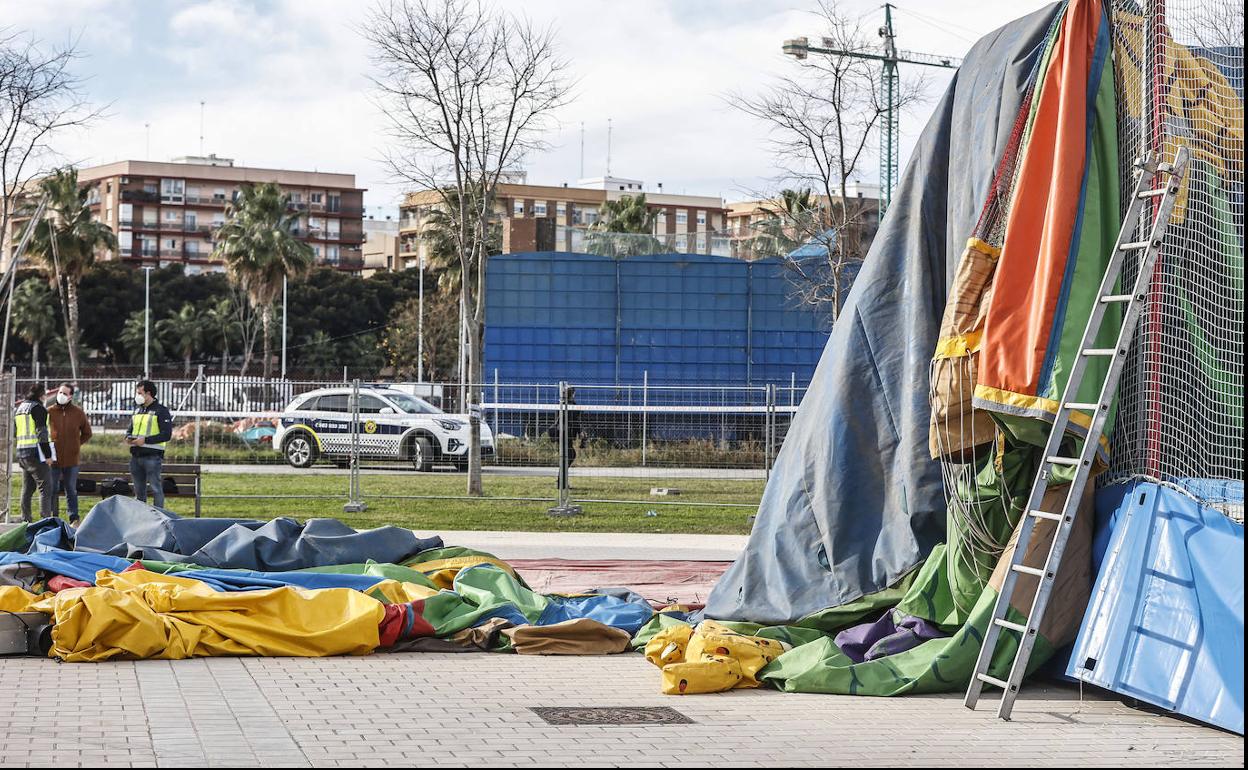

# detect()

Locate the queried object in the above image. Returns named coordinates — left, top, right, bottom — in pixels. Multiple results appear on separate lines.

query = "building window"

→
left=583, top=208, right=598, bottom=225
left=534, top=201, right=547, bottom=216
left=185, top=241, right=199, bottom=255
left=676, top=210, right=688, bottom=225
left=513, top=200, right=524, bottom=216
left=327, top=194, right=341, bottom=212
left=311, top=193, right=324, bottom=204
left=697, top=210, right=707, bottom=226
left=161, top=178, right=184, bottom=203
left=327, top=245, right=340, bottom=262
left=556, top=202, right=566, bottom=217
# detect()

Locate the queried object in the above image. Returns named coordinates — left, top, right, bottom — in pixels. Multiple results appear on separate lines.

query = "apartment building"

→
left=397, top=176, right=729, bottom=270
left=5, top=155, right=367, bottom=274
left=726, top=182, right=882, bottom=260
left=361, top=216, right=400, bottom=277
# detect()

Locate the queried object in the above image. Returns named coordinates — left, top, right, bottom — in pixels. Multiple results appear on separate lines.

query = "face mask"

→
left=56, top=393, right=71, bottom=405
left=135, top=394, right=147, bottom=405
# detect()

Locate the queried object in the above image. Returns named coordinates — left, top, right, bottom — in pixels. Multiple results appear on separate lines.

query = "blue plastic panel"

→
left=1068, top=480, right=1244, bottom=734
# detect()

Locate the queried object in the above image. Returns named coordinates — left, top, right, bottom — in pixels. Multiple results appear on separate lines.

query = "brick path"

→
left=0, top=654, right=1239, bottom=767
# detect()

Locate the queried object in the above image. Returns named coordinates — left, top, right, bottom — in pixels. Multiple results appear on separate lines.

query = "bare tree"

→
left=1, top=29, right=96, bottom=369
left=728, top=0, right=924, bottom=321
left=364, top=0, right=572, bottom=495
left=1179, top=0, right=1244, bottom=49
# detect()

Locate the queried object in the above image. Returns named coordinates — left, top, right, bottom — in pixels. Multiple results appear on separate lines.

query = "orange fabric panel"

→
left=977, top=0, right=1102, bottom=397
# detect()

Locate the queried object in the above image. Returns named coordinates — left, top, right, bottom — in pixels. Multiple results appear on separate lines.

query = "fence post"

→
left=764, top=384, right=776, bottom=480
left=343, top=378, right=367, bottom=513
left=547, top=380, right=580, bottom=517
left=492, top=368, right=499, bottom=444
left=193, top=365, right=204, bottom=463
left=641, top=370, right=649, bottom=467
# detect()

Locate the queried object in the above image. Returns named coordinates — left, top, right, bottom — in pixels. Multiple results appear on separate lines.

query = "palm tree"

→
left=587, top=194, right=661, bottom=256
left=119, top=310, right=163, bottom=365
left=420, top=185, right=501, bottom=295
left=750, top=189, right=817, bottom=259
left=157, top=302, right=205, bottom=375
left=23, top=167, right=117, bottom=379
left=212, top=182, right=313, bottom=377
left=11, top=280, right=57, bottom=373
left=202, top=297, right=241, bottom=374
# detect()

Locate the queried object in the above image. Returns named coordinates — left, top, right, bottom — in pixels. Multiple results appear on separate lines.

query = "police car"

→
left=273, top=386, right=494, bottom=471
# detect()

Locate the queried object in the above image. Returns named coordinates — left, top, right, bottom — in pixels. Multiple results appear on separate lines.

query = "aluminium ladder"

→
left=963, top=147, right=1190, bottom=721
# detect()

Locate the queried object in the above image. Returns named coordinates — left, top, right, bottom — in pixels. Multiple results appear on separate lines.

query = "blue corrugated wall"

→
left=485, top=251, right=832, bottom=387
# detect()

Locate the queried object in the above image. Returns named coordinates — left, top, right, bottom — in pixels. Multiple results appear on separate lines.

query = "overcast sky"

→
left=3, top=0, right=1054, bottom=217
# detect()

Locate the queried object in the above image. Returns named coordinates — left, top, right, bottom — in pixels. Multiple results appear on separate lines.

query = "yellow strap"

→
left=933, top=329, right=983, bottom=359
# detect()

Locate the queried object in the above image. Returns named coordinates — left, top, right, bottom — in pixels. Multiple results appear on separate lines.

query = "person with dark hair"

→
left=13, top=382, right=54, bottom=521
left=126, top=380, right=173, bottom=508
left=47, top=382, right=92, bottom=524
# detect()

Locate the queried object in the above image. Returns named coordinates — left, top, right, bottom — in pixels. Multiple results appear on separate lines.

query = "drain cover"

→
left=530, top=706, right=694, bottom=726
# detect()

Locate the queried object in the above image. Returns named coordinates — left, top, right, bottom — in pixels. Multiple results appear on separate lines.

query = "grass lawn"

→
left=10, top=472, right=762, bottom=535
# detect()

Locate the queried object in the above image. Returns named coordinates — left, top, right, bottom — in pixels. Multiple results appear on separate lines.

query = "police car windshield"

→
left=384, top=392, right=441, bottom=414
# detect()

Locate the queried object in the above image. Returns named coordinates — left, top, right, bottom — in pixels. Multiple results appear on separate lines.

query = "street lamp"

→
left=281, top=275, right=288, bottom=379
left=142, top=265, right=154, bottom=379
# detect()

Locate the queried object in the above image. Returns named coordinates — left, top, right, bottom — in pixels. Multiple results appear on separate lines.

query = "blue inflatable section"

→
left=1068, top=480, right=1244, bottom=734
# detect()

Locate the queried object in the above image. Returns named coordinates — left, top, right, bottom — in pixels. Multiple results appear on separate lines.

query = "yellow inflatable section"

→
left=645, top=620, right=791, bottom=695
left=0, top=585, right=47, bottom=612
left=32, top=570, right=386, bottom=662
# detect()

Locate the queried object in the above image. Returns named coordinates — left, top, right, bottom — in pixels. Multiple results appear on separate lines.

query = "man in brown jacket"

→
left=47, top=382, right=92, bottom=524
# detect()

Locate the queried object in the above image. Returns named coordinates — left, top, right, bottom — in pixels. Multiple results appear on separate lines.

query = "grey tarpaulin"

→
left=72, top=496, right=443, bottom=571
left=706, top=4, right=1063, bottom=625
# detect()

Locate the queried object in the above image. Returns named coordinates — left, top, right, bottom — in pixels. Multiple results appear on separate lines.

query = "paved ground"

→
left=430, top=529, right=747, bottom=561
left=0, top=654, right=1239, bottom=767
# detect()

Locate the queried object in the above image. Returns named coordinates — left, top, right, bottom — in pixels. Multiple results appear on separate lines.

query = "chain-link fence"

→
left=3, top=369, right=802, bottom=523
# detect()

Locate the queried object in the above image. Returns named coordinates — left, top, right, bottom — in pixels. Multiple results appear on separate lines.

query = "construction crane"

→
left=783, top=3, right=963, bottom=215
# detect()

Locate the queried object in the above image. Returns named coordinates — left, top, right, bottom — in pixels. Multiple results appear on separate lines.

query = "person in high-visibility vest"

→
left=13, top=382, right=55, bottom=522
left=126, top=380, right=173, bottom=508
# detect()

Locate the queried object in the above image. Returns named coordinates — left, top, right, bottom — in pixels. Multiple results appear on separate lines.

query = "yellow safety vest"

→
left=14, top=410, right=38, bottom=450
left=131, top=411, right=166, bottom=452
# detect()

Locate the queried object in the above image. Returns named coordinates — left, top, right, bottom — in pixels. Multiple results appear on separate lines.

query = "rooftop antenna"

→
left=606, top=118, right=612, bottom=177
left=199, top=100, right=205, bottom=155
left=579, top=122, right=585, bottom=179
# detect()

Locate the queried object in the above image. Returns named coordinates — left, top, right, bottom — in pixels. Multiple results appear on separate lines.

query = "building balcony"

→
left=324, top=204, right=364, bottom=217
left=121, top=190, right=160, bottom=204
left=184, top=195, right=228, bottom=206
left=322, top=254, right=364, bottom=271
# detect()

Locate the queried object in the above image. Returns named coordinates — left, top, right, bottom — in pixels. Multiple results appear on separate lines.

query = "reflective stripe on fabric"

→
left=14, top=412, right=38, bottom=449
left=131, top=412, right=166, bottom=451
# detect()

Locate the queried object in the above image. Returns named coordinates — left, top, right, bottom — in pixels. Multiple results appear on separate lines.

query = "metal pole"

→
left=280, top=275, right=287, bottom=380
left=3, top=370, right=14, bottom=523
left=417, top=251, right=424, bottom=383
left=641, top=370, right=648, bottom=467
left=143, top=266, right=153, bottom=379
left=546, top=380, right=580, bottom=517
left=492, top=368, right=499, bottom=444
left=344, top=377, right=367, bottom=513
left=1, top=195, right=50, bottom=371
left=193, top=365, right=203, bottom=463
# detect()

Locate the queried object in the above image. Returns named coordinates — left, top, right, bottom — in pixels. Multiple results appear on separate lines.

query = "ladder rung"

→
left=1120, top=240, right=1151, bottom=250
left=1137, top=187, right=1167, bottom=198
left=1047, top=456, right=1080, bottom=466
left=1064, top=402, right=1101, bottom=411
left=1012, top=564, right=1046, bottom=578
left=995, top=618, right=1029, bottom=633
left=1100, top=294, right=1133, bottom=303
left=1082, top=348, right=1118, bottom=356
left=1029, top=510, right=1064, bottom=521
left=977, top=673, right=1011, bottom=690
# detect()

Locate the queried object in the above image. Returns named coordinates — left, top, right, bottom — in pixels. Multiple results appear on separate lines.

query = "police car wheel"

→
left=409, top=436, right=433, bottom=473
left=284, top=433, right=318, bottom=468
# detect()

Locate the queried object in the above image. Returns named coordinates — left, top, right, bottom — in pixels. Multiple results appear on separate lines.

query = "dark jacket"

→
left=129, top=400, right=173, bottom=458
left=14, top=398, right=53, bottom=460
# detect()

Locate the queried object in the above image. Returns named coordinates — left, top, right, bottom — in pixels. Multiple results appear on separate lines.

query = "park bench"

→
left=75, top=462, right=203, bottom=518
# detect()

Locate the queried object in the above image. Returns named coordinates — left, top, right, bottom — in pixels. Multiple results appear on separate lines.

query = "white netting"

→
left=1103, top=1, right=1244, bottom=515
